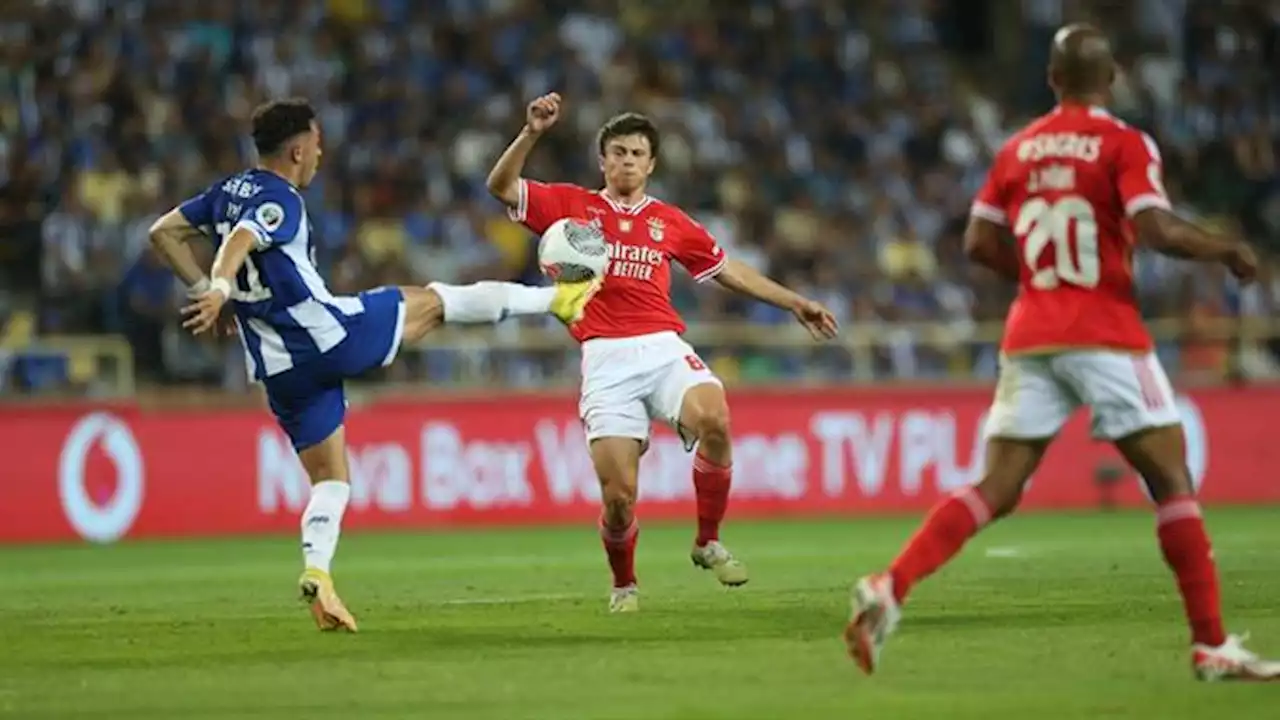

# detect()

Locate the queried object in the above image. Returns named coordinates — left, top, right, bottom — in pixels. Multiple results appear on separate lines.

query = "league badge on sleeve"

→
left=256, top=202, right=285, bottom=232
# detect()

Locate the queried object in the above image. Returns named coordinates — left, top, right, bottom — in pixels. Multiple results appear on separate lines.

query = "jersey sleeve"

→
left=508, top=179, right=576, bottom=235
left=1115, top=130, right=1172, bottom=217
left=177, top=185, right=216, bottom=234
left=234, top=188, right=304, bottom=250
left=969, top=152, right=1008, bottom=226
left=673, top=211, right=727, bottom=283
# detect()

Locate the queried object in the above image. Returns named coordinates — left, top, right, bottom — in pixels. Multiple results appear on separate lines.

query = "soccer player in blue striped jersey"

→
left=147, top=98, right=599, bottom=632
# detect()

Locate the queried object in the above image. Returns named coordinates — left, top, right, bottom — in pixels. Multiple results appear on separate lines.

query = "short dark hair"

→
left=596, top=112, right=660, bottom=159
left=251, top=98, right=316, bottom=157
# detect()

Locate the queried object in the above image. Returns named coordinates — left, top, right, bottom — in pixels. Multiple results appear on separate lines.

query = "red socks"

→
left=693, top=452, right=732, bottom=546
left=888, top=487, right=993, bottom=604
left=599, top=517, right=639, bottom=588
left=884, top=487, right=1225, bottom=649
left=1157, top=496, right=1225, bottom=647
left=599, top=451, right=728, bottom=588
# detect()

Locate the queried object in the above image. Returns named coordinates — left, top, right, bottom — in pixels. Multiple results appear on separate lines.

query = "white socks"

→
left=428, top=281, right=556, bottom=323
left=301, top=480, right=350, bottom=574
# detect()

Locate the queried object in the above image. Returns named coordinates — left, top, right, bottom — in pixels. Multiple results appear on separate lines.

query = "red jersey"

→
left=972, top=104, right=1171, bottom=354
left=509, top=178, right=727, bottom=342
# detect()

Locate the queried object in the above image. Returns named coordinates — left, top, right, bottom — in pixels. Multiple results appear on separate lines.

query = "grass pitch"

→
left=1, top=508, right=1277, bottom=719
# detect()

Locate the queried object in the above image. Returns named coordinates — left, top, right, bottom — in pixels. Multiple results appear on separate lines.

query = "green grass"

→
left=1, top=509, right=1277, bottom=719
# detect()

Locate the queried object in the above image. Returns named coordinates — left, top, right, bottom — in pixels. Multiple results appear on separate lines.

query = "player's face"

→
left=599, top=134, right=655, bottom=194
left=296, top=121, right=323, bottom=188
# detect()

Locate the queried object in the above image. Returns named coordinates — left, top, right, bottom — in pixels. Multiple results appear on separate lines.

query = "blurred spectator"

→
left=40, top=188, right=96, bottom=333
left=77, top=151, right=137, bottom=226
left=118, top=249, right=178, bottom=383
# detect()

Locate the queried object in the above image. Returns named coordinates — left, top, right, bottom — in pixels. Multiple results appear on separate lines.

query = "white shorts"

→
left=986, top=350, right=1181, bottom=441
left=579, top=331, right=721, bottom=445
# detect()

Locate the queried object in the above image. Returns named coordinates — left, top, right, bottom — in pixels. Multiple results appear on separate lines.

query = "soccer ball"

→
left=538, top=217, right=610, bottom=282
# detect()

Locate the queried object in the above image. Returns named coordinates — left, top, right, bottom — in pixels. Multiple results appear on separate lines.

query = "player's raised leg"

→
left=409, top=279, right=599, bottom=331
left=676, top=381, right=747, bottom=586
left=845, top=354, right=1070, bottom=674
left=589, top=436, right=643, bottom=612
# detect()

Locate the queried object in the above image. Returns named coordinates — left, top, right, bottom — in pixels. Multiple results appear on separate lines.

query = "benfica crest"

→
left=646, top=217, right=665, bottom=242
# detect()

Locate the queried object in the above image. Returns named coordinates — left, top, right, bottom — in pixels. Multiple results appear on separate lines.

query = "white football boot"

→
left=609, top=584, right=639, bottom=613
left=1192, top=634, right=1280, bottom=681
left=843, top=573, right=901, bottom=675
left=691, top=540, right=749, bottom=586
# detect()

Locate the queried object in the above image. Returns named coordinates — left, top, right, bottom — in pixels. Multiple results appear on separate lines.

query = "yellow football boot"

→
left=298, top=568, right=358, bottom=632
left=549, top=278, right=603, bottom=325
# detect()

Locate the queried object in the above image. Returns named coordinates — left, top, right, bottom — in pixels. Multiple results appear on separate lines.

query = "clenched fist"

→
left=525, top=93, right=562, bottom=135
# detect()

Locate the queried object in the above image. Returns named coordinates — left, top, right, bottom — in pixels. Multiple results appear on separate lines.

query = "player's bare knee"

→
left=967, top=476, right=1018, bottom=515
left=590, top=437, right=642, bottom=526
left=1114, top=425, right=1194, bottom=502
left=977, top=480, right=1023, bottom=519
left=599, top=477, right=637, bottom=526
left=680, top=383, right=731, bottom=459
left=977, top=437, right=1047, bottom=519
left=398, top=286, right=444, bottom=343
left=1141, top=466, right=1195, bottom=503
left=297, top=428, right=350, bottom=484
left=692, top=407, right=731, bottom=454
left=601, top=478, right=636, bottom=509
left=974, top=466, right=1030, bottom=518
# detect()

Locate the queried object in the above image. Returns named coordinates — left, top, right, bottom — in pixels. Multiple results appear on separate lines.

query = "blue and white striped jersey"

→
left=179, top=169, right=371, bottom=381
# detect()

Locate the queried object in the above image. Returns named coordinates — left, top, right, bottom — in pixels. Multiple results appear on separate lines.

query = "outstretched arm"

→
left=1116, top=128, right=1256, bottom=281
left=713, top=258, right=805, bottom=309
left=713, top=259, right=838, bottom=339
left=1131, top=208, right=1256, bottom=280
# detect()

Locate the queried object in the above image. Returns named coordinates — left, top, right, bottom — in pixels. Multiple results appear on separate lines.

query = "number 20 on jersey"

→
left=1015, top=196, right=1099, bottom=290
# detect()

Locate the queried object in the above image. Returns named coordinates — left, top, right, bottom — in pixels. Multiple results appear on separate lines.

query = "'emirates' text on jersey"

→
left=972, top=104, right=1171, bottom=354
left=179, top=169, right=367, bottom=380
left=510, top=179, right=727, bottom=342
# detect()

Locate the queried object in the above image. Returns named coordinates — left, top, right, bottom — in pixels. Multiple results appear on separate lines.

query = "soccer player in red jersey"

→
left=844, top=24, right=1279, bottom=681
left=488, top=93, right=839, bottom=612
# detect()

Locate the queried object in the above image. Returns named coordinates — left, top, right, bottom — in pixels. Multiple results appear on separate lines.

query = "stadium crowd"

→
left=1, top=0, right=1278, bottom=393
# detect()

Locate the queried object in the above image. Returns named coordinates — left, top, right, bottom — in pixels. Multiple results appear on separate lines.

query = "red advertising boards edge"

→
left=2, top=385, right=1277, bottom=544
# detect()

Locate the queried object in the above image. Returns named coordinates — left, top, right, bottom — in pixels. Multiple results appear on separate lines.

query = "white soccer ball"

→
left=538, top=217, right=610, bottom=282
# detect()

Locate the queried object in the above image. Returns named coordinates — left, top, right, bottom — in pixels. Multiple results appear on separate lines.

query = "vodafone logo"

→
left=58, top=412, right=144, bottom=543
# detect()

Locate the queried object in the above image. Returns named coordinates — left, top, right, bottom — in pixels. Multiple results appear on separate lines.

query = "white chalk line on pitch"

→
left=435, top=592, right=587, bottom=606
left=983, top=546, right=1027, bottom=559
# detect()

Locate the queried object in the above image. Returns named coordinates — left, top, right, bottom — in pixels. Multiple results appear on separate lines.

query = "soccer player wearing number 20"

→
left=489, top=94, right=839, bottom=612
left=844, top=25, right=1279, bottom=681
left=147, top=99, right=601, bottom=632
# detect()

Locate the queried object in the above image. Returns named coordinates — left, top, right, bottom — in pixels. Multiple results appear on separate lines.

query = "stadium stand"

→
left=1, top=0, right=1277, bottom=396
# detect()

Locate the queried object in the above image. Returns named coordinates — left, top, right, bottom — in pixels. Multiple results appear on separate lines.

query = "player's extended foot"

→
left=298, top=568, right=358, bottom=633
left=843, top=573, right=901, bottom=675
left=1193, top=634, right=1280, bottom=681
left=609, top=584, right=639, bottom=613
left=691, top=540, right=749, bottom=587
left=549, top=278, right=602, bottom=325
